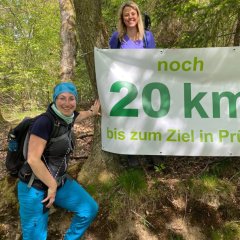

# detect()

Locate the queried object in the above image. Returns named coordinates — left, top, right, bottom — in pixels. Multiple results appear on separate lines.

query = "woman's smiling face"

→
left=55, top=92, right=76, bottom=116
left=122, top=6, right=139, bottom=29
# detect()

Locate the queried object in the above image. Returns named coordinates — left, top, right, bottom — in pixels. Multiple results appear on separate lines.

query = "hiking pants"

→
left=17, top=178, right=98, bottom=240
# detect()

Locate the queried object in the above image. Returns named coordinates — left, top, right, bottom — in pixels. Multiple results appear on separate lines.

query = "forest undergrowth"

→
left=0, top=119, right=240, bottom=240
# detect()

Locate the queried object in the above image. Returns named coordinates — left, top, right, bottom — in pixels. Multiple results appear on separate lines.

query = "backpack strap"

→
left=27, top=173, right=35, bottom=188
left=42, top=111, right=61, bottom=139
left=117, top=38, right=121, bottom=49
left=115, top=32, right=121, bottom=49
left=22, top=112, right=58, bottom=161
left=143, top=31, right=148, bottom=48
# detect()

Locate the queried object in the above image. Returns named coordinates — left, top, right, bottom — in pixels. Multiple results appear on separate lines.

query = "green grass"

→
left=207, top=159, right=238, bottom=178
left=211, top=222, right=240, bottom=240
left=169, top=233, right=185, bottom=240
left=117, top=169, right=147, bottom=196
left=86, top=180, right=116, bottom=198
left=185, top=174, right=235, bottom=200
left=96, top=169, right=148, bottom=220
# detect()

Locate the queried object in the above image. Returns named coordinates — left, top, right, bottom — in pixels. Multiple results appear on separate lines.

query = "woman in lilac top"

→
left=109, top=1, right=156, bottom=168
left=109, top=1, right=156, bottom=49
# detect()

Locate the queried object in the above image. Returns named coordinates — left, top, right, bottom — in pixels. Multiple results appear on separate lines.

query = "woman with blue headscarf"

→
left=17, top=82, right=100, bottom=240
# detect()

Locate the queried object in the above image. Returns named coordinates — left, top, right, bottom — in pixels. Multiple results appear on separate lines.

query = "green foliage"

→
left=84, top=169, right=148, bottom=221
left=117, top=169, right=147, bottom=196
left=0, top=177, right=18, bottom=209
left=211, top=222, right=240, bottom=240
left=209, top=160, right=231, bottom=177
left=186, top=174, right=235, bottom=200
left=154, top=162, right=166, bottom=173
left=86, top=179, right=116, bottom=198
left=0, top=0, right=96, bottom=116
left=1, top=0, right=239, bottom=116
left=146, top=0, right=240, bottom=48
left=102, top=0, right=240, bottom=49
left=3, top=109, right=43, bottom=123
left=0, top=0, right=61, bottom=110
left=85, top=184, right=98, bottom=196
left=169, top=233, right=185, bottom=240
left=102, top=0, right=121, bottom=33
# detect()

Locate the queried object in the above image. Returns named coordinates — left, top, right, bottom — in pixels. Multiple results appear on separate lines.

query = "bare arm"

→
left=75, top=99, right=100, bottom=123
left=27, top=134, right=57, bottom=208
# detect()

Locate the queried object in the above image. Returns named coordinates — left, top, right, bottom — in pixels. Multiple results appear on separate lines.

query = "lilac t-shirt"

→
left=109, top=30, right=156, bottom=49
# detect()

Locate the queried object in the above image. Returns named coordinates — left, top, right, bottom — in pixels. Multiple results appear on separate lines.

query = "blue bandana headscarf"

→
left=53, top=82, right=78, bottom=102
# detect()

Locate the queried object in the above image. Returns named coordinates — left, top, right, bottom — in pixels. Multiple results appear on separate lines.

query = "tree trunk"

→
left=0, top=95, right=7, bottom=125
left=73, top=0, right=108, bottom=95
left=59, top=0, right=77, bottom=82
left=0, top=108, right=6, bottom=124
left=234, top=12, right=240, bottom=46
left=73, top=0, right=120, bottom=185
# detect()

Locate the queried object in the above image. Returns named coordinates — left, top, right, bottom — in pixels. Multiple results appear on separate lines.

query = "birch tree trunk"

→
left=59, top=0, right=77, bottom=82
left=73, top=0, right=121, bottom=184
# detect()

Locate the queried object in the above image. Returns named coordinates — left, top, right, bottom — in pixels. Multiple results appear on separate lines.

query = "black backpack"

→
left=117, top=13, right=151, bottom=48
left=143, top=13, right=151, bottom=31
left=5, top=112, right=55, bottom=177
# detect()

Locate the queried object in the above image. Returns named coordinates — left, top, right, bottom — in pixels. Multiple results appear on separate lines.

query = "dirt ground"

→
left=1, top=118, right=240, bottom=240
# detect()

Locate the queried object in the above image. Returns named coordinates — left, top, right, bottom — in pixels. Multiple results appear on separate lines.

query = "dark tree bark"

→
left=73, top=0, right=120, bottom=184
left=73, top=0, right=108, bottom=95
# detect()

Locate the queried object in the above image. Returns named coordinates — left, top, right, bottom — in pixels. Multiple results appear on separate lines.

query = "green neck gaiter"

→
left=51, top=104, right=74, bottom=124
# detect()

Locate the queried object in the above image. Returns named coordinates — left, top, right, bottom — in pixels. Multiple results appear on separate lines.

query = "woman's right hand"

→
left=27, top=134, right=58, bottom=208
left=42, top=186, right=57, bottom=208
left=90, top=99, right=101, bottom=116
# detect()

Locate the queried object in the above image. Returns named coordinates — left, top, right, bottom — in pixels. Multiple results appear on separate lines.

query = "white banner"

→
left=94, top=47, right=240, bottom=156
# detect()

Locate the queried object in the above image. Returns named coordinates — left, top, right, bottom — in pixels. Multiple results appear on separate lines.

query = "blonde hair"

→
left=117, top=1, right=144, bottom=41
